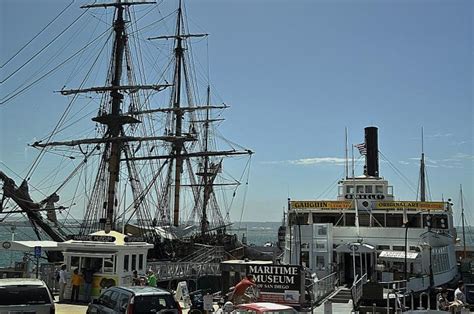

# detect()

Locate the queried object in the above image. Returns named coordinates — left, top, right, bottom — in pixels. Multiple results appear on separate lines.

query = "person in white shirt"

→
left=58, top=264, right=67, bottom=302
left=454, top=281, right=466, bottom=304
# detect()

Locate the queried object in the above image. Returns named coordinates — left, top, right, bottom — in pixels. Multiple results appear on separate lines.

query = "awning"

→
left=0, top=240, right=61, bottom=252
left=335, top=242, right=375, bottom=253
left=379, top=250, right=419, bottom=260
left=62, top=252, right=114, bottom=259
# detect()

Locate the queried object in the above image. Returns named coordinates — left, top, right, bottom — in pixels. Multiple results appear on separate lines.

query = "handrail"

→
left=307, top=272, right=338, bottom=305
left=351, top=273, right=367, bottom=306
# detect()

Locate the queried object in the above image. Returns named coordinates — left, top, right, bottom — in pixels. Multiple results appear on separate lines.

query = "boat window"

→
left=387, top=186, right=393, bottom=195
left=377, top=245, right=390, bottom=250
left=409, top=246, right=418, bottom=252
left=386, top=214, right=403, bottom=227
left=131, top=254, right=137, bottom=271
left=346, top=186, right=354, bottom=194
left=365, top=185, right=373, bottom=193
left=356, top=185, right=364, bottom=193
left=375, top=185, right=384, bottom=193
left=300, top=251, right=309, bottom=268
left=104, top=256, right=114, bottom=273
left=316, top=256, right=325, bottom=269
left=313, top=213, right=342, bottom=224
left=407, top=214, right=422, bottom=228
left=138, top=254, right=144, bottom=271
left=430, top=214, right=448, bottom=229
left=315, top=240, right=326, bottom=251
left=359, top=213, right=370, bottom=227
left=345, top=213, right=356, bottom=226
left=71, top=256, right=80, bottom=270
left=372, top=214, right=385, bottom=227
left=289, top=212, right=309, bottom=225
left=124, top=255, right=129, bottom=271
left=338, top=186, right=344, bottom=196
left=393, top=246, right=405, bottom=251
left=317, top=225, right=327, bottom=236
left=90, top=257, right=103, bottom=273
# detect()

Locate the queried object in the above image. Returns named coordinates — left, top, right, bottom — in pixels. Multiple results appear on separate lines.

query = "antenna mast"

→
left=461, top=184, right=466, bottom=259
left=345, top=127, right=348, bottom=179
left=420, top=127, right=426, bottom=202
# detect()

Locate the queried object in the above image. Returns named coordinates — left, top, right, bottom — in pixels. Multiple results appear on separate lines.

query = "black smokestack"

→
left=365, top=126, right=379, bottom=177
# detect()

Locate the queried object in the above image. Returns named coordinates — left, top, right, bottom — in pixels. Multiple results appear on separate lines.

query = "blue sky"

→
left=1, top=0, right=472, bottom=223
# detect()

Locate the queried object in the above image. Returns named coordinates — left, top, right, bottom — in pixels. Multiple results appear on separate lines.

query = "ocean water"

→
left=0, top=221, right=281, bottom=267
left=1, top=222, right=473, bottom=267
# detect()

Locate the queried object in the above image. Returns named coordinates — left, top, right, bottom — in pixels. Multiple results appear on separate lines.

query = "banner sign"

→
left=247, top=264, right=302, bottom=305
left=70, top=235, right=115, bottom=242
left=247, top=264, right=301, bottom=293
left=375, top=201, right=445, bottom=211
left=291, top=201, right=351, bottom=210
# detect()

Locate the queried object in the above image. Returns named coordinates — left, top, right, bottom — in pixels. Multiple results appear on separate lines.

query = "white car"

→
left=0, top=278, right=55, bottom=314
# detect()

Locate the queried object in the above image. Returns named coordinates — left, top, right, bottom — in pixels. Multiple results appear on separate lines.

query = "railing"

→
left=147, top=261, right=220, bottom=282
left=308, top=272, right=338, bottom=305
left=351, top=273, right=367, bottom=305
left=178, top=245, right=225, bottom=263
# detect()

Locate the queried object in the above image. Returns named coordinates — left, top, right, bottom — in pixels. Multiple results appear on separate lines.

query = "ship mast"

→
left=201, top=86, right=211, bottom=235
left=460, top=184, right=466, bottom=258
left=171, top=2, right=185, bottom=227
left=419, top=127, right=426, bottom=202
left=102, top=1, right=126, bottom=233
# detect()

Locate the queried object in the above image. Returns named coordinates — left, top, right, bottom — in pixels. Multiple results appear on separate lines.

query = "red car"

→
left=233, top=302, right=297, bottom=313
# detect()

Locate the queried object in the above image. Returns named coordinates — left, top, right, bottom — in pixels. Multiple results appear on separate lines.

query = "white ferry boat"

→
left=283, top=127, right=458, bottom=297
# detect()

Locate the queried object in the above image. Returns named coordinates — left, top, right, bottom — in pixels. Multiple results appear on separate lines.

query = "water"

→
left=0, top=221, right=281, bottom=267
left=1, top=222, right=473, bottom=267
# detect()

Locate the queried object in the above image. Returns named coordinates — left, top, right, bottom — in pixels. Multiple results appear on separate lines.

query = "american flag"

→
left=355, top=143, right=367, bottom=155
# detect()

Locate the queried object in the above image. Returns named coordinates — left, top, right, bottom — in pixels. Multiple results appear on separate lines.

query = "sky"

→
left=0, top=0, right=473, bottom=224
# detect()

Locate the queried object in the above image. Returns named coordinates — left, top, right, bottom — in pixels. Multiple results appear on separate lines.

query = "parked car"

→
left=86, top=286, right=182, bottom=313
left=233, top=302, right=297, bottom=313
left=0, top=278, right=55, bottom=314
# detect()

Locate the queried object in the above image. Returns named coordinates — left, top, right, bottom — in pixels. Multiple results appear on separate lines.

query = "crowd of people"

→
left=56, top=265, right=99, bottom=303
left=437, top=281, right=467, bottom=313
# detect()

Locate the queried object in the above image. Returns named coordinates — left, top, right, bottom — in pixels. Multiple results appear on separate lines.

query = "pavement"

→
left=54, top=300, right=88, bottom=314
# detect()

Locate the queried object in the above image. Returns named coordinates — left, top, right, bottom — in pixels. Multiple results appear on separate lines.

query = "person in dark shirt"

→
left=82, top=268, right=94, bottom=302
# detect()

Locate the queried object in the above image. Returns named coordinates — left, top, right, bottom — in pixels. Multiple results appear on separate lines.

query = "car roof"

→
left=236, top=302, right=294, bottom=311
left=0, top=278, right=47, bottom=287
left=111, top=286, right=172, bottom=296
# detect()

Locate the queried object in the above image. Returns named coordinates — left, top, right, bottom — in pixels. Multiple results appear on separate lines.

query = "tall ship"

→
left=283, top=127, right=458, bottom=299
left=0, top=0, right=253, bottom=262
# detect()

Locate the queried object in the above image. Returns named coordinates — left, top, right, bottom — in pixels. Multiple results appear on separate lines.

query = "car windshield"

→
left=0, top=285, right=51, bottom=305
left=133, top=295, right=177, bottom=313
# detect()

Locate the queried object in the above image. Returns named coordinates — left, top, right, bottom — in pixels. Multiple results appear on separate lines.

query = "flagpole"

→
left=345, top=127, right=349, bottom=179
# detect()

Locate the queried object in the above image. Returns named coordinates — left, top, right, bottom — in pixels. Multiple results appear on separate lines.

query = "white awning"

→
left=335, top=242, right=375, bottom=253
left=62, top=252, right=114, bottom=259
left=379, top=250, right=419, bottom=260
left=0, top=240, right=60, bottom=252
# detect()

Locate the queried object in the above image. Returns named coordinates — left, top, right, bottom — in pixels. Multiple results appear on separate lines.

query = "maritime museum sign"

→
left=291, top=201, right=351, bottom=210
left=247, top=264, right=302, bottom=293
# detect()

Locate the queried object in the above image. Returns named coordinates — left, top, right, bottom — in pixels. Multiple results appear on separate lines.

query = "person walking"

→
left=82, top=268, right=94, bottom=302
left=70, top=268, right=81, bottom=302
left=454, top=281, right=466, bottom=304
left=58, top=265, right=67, bottom=302
left=147, top=270, right=157, bottom=287
left=436, top=288, right=449, bottom=311
left=132, top=270, right=140, bottom=286
left=231, top=274, right=256, bottom=305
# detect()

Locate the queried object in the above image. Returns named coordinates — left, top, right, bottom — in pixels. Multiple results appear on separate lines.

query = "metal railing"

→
left=308, top=272, right=338, bottom=305
left=147, top=261, right=220, bottom=282
left=351, top=273, right=367, bottom=305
